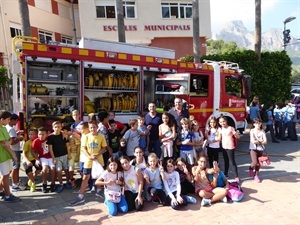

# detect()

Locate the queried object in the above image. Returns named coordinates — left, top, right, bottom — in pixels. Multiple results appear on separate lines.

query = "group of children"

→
left=249, top=98, right=299, bottom=143
left=65, top=111, right=244, bottom=215
left=1, top=107, right=262, bottom=215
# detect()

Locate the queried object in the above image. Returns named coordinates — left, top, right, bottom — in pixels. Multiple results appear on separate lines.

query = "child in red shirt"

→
left=32, top=127, right=56, bottom=193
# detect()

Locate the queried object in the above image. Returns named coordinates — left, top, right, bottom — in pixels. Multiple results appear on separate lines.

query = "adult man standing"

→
left=144, top=102, right=162, bottom=158
left=168, top=97, right=190, bottom=129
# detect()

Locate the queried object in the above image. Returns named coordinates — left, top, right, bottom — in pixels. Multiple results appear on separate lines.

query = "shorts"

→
left=83, top=168, right=92, bottom=175
left=253, top=150, right=264, bottom=157
left=0, top=159, right=13, bottom=176
left=180, top=150, right=195, bottom=165
left=112, top=151, right=121, bottom=159
left=13, top=151, right=22, bottom=169
left=68, top=152, right=78, bottom=171
left=24, top=160, right=43, bottom=174
left=55, top=155, right=69, bottom=171
left=40, top=158, right=55, bottom=168
left=79, top=162, right=84, bottom=174
left=195, top=186, right=213, bottom=195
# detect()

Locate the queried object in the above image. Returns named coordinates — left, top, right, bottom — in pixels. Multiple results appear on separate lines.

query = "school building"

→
left=0, top=0, right=211, bottom=68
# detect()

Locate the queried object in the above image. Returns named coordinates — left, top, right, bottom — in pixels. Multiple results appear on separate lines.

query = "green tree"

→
left=206, top=40, right=241, bottom=55
left=0, top=66, right=10, bottom=87
left=291, top=67, right=300, bottom=83
left=201, top=50, right=292, bottom=107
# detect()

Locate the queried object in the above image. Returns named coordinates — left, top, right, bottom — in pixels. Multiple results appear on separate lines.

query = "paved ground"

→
left=1, top=126, right=300, bottom=225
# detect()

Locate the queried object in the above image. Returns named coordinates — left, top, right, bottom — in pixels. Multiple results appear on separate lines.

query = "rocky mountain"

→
left=212, top=20, right=299, bottom=52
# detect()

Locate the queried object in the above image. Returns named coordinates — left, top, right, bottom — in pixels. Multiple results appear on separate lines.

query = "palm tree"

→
left=116, top=0, right=126, bottom=42
left=254, top=0, right=261, bottom=62
left=192, top=0, right=200, bottom=63
left=18, top=0, right=31, bottom=36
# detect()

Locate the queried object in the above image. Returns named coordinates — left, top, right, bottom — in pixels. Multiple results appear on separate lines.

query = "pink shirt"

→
left=220, top=126, right=236, bottom=150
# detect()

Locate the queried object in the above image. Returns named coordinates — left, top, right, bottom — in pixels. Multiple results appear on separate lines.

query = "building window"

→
left=96, top=5, right=116, bottom=18
left=124, top=1, right=136, bottom=18
left=39, top=30, right=53, bottom=44
left=61, top=36, right=73, bottom=44
left=10, top=27, right=22, bottom=38
left=96, top=1, right=136, bottom=18
left=161, top=2, right=192, bottom=19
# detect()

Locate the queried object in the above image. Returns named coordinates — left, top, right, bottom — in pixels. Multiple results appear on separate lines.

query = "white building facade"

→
left=0, top=0, right=211, bottom=67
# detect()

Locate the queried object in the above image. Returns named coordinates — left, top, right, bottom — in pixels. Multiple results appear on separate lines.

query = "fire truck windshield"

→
left=225, top=75, right=242, bottom=97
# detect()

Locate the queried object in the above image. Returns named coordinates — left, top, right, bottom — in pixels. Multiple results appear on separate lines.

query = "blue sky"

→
left=211, top=0, right=300, bottom=39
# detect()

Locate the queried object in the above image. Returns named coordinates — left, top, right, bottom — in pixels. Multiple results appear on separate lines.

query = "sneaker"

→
left=235, top=177, right=240, bottom=183
left=221, top=196, right=228, bottom=203
left=150, top=188, right=157, bottom=197
left=42, top=183, right=48, bottom=193
left=95, top=188, right=104, bottom=198
left=30, top=183, right=36, bottom=192
left=69, top=196, right=85, bottom=206
left=254, top=175, right=261, bottom=183
left=249, top=166, right=254, bottom=177
left=4, top=194, right=20, bottom=203
left=201, top=198, right=211, bottom=206
left=56, top=184, right=64, bottom=193
left=184, top=195, right=197, bottom=204
left=12, top=186, right=22, bottom=192
left=65, top=182, right=72, bottom=190
left=19, top=184, right=26, bottom=191
left=50, top=183, right=56, bottom=192
left=27, top=180, right=33, bottom=188
left=19, top=180, right=26, bottom=187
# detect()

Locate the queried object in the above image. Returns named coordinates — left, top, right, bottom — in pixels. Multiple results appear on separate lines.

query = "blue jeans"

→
left=105, top=194, right=128, bottom=216
left=149, top=140, right=161, bottom=158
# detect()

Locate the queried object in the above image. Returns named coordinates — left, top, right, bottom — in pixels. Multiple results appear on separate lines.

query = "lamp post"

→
left=283, top=16, right=296, bottom=50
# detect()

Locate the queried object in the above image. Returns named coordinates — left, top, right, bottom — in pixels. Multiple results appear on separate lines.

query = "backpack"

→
left=226, top=181, right=244, bottom=202
left=262, top=109, right=272, bottom=123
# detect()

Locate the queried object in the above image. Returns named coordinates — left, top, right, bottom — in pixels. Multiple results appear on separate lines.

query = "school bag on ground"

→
left=226, top=181, right=244, bottom=202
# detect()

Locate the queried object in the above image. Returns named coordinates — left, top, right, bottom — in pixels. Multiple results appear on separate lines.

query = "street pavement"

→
left=0, top=125, right=299, bottom=225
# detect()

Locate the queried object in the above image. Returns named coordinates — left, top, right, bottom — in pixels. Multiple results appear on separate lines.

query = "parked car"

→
left=291, top=88, right=300, bottom=98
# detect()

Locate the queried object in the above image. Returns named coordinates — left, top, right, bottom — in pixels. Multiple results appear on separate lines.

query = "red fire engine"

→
left=12, top=36, right=251, bottom=133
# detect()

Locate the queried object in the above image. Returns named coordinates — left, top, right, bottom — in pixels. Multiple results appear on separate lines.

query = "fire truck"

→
left=12, top=36, right=251, bottom=133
